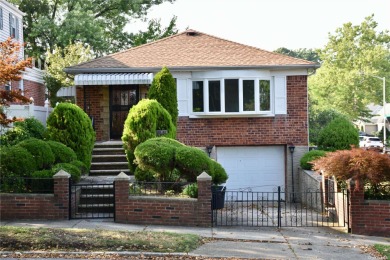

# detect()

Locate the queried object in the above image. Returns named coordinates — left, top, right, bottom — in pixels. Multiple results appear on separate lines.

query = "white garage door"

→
left=217, top=146, right=285, bottom=192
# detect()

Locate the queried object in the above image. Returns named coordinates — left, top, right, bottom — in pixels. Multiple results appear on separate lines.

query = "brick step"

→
left=89, top=169, right=131, bottom=176
left=92, top=154, right=127, bottom=163
left=90, top=162, right=129, bottom=171
left=92, top=148, right=126, bottom=156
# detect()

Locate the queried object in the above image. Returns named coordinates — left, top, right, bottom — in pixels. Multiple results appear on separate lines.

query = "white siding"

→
left=176, top=78, right=188, bottom=116
left=274, top=76, right=287, bottom=114
left=0, top=0, right=24, bottom=49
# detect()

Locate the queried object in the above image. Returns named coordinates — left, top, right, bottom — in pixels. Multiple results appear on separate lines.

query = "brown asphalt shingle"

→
left=67, top=29, right=317, bottom=72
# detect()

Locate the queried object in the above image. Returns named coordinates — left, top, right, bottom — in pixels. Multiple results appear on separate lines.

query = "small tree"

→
left=46, top=103, right=96, bottom=170
left=0, top=38, right=32, bottom=127
left=313, top=148, right=390, bottom=189
left=317, top=117, right=359, bottom=151
left=122, top=99, right=176, bottom=172
left=148, top=67, right=178, bottom=127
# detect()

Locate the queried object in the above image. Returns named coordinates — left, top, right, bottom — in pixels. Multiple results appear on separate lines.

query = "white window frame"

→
left=190, top=77, right=274, bottom=117
left=0, top=8, right=3, bottom=30
left=9, top=13, right=19, bottom=39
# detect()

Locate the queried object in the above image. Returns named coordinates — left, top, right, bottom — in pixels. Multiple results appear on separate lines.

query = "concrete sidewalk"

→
left=1, top=219, right=389, bottom=259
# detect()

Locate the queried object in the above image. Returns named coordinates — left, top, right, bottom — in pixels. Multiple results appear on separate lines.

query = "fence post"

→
left=348, top=178, right=364, bottom=234
left=197, top=172, right=212, bottom=227
left=53, top=170, right=71, bottom=220
left=114, top=172, right=130, bottom=223
left=277, top=186, right=281, bottom=228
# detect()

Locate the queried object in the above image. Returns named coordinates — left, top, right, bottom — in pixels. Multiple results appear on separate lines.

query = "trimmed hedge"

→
left=69, top=160, right=88, bottom=175
left=46, top=140, right=77, bottom=164
left=16, top=138, right=55, bottom=170
left=51, top=163, right=81, bottom=182
left=46, top=103, right=96, bottom=169
left=0, top=146, right=37, bottom=178
left=14, top=118, right=46, bottom=139
left=122, top=99, right=176, bottom=172
left=134, top=137, right=228, bottom=185
left=300, top=150, right=327, bottom=170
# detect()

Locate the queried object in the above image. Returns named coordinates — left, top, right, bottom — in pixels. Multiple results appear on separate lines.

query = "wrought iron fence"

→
left=212, top=187, right=349, bottom=228
left=129, top=181, right=193, bottom=197
left=0, top=177, right=54, bottom=194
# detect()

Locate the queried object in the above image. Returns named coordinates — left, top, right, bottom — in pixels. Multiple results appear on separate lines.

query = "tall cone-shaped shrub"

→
left=46, top=103, right=95, bottom=170
left=148, top=67, right=178, bottom=126
left=122, top=99, right=176, bottom=172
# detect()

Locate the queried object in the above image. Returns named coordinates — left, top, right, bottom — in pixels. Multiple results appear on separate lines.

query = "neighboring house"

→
left=0, top=0, right=45, bottom=106
left=355, top=103, right=390, bottom=136
left=65, top=29, right=319, bottom=192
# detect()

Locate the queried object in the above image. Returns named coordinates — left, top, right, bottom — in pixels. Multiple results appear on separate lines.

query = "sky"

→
left=127, top=0, right=390, bottom=52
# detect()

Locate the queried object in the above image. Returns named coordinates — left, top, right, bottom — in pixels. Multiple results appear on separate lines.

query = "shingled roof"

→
left=65, top=29, right=318, bottom=74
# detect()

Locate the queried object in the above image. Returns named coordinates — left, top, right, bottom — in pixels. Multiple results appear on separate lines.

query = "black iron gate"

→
left=212, top=187, right=349, bottom=228
left=70, top=181, right=115, bottom=219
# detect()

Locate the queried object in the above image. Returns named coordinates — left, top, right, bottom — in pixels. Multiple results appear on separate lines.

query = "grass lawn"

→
left=0, top=226, right=202, bottom=253
left=375, top=244, right=390, bottom=260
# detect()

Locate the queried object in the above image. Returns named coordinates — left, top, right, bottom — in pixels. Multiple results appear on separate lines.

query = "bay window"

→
left=191, top=77, right=272, bottom=115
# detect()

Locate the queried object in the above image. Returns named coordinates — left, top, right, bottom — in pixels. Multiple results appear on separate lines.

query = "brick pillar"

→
left=53, top=170, right=71, bottom=220
left=114, top=172, right=130, bottom=223
left=348, top=178, right=365, bottom=234
left=196, top=172, right=212, bottom=227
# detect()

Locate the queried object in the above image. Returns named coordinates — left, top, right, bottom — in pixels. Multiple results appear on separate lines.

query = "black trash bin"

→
left=212, top=185, right=226, bottom=210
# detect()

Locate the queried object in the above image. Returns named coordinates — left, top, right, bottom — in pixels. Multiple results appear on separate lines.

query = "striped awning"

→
left=74, top=73, right=153, bottom=85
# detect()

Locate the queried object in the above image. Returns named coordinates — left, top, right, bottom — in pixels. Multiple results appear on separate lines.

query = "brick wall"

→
left=0, top=80, right=45, bottom=106
left=349, top=180, right=390, bottom=237
left=115, top=172, right=212, bottom=227
left=0, top=172, right=70, bottom=220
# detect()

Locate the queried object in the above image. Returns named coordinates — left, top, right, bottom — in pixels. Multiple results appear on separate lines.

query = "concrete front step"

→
left=90, top=162, right=129, bottom=171
left=92, top=154, right=127, bottom=163
left=77, top=204, right=115, bottom=213
left=93, top=148, right=126, bottom=155
left=89, top=169, right=130, bottom=176
left=94, top=141, right=123, bottom=149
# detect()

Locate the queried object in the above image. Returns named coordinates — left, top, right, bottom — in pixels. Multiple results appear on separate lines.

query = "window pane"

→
left=243, top=80, right=255, bottom=111
left=192, top=81, right=204, bottom=112
left=259, top=80, right=271, bottom=111
left=209, top=80, right=221, bottom=112
left=224, top=79, right=239, bottom=112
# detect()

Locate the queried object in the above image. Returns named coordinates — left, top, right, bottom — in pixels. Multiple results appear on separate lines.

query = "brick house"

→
left=65, top=29, right=319, bottom=193
left=0, top=0, right=45, bottom=106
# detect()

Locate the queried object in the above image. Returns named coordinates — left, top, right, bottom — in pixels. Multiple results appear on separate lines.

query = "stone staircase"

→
left=89, top=141, right=130, bottom=176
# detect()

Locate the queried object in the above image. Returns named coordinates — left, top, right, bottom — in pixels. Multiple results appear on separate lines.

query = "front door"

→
left=110, top=85, right=139, bottom=139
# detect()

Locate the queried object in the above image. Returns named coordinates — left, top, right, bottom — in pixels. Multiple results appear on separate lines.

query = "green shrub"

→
left=14, top=118, right=46, bottom=139
left=134, top=167, right=156, bottom=182
left=300, top=150, right=327, bottom=170
left=182, top=183, right=198, bottom=198
left=69, top=160, right=88, bottom=175
left=0, top=145, right=37, bottom=177
left=46, top=103, right=96, bottom=170
left=46, top=140, right=77, bottom=164
left=209, top=160, right=228, bottom=185
left=122, top=99, right=176, bottom=172
left=317, top=117, right=359, bottom=151
left=0, top=126, right=30, bottom=146
left=51, top=163, right=81, bottom=182
left=175, top=146, right=210, bottom=182
left=16, top=138, right=55, bottom=170
left=148, top=67, right=178, bottom=126
left=134, top=137, right=228, bottom=185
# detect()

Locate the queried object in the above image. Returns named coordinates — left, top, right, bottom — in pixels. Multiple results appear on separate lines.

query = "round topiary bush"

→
left=122, top=99, right=176, bottom=172
left=16, top=138, right=55, bottom=170
left=46, top=103, right=96, bottom=170
left=0, top=145, right=37, bottom=177
left=134, top=167, right=156, bottom=182
left=317, top=117, right=359, bottom=151
left=46, top=140, right=77, bottom=164
left=208, top=160, right=228, bottom=185
left=175, top=146, right=210, bottom=182
left=69, top=160, right=88, bottom=175
left=300, top=150, right=327, bottom=170
left=51, top=163, right=81, bottom=182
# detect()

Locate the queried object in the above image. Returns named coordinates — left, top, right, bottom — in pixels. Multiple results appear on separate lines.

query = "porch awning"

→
left=74, top=73, right=154, bottom=85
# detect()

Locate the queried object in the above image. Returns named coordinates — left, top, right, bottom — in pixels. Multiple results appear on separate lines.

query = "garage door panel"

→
left=217, top=146, right=285, bottom=192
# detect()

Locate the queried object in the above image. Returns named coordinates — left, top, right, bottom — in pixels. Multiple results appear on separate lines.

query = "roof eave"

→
left=64, top=64, right=320, bottom=75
